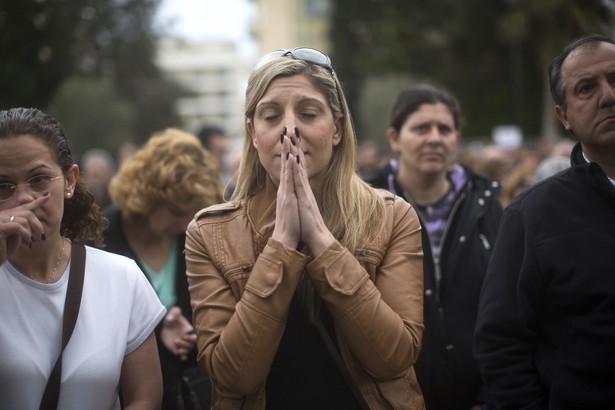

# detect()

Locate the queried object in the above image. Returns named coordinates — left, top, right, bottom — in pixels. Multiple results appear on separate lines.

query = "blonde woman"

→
left=185, top=48, right=425, bottom=409
left=102, top=129, right=224, bottom=409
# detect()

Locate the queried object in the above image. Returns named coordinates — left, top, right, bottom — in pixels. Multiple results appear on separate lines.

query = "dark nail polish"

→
left=280, top=134, right=284, bottom=144
left=282, top=126, right=287, bottom=135
left=290, top=136, right=296, bottom=146
left=296, top=155, right=300, bottom=164
left=41, top=233, right=46, bottom=241
left=286, top=152, right=290, bottom=160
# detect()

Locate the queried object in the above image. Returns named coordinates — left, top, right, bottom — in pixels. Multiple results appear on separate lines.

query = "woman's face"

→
left=0, top=135, right=77, bottom=236
left=247, top=74, right=343, bottom=190
left=389, top=102, right=460, bottom=177
left=148, top=204, right=194, bottom=238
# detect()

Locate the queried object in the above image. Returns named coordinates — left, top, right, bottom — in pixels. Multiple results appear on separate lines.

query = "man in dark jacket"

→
left=366, top=84, right=502, bottom=410
left=474, top=34, right=615, bottom=409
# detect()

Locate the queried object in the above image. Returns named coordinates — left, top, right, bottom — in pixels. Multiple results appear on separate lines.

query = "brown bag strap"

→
left=39, top=242, right=86, bottom=410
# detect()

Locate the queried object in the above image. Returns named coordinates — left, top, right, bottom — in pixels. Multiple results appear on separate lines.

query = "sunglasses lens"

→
left=292, top=48, right=332, bottom=69
left=253, top=50, right=286, bottom=71
left=252, top=48, right=332, bottom=72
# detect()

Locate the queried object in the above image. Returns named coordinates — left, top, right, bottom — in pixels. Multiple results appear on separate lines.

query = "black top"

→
left=265, top=294, right=361, bottom=410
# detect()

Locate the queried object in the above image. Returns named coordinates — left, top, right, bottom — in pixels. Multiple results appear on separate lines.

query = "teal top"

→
left=141, top=240, right=177, bottom=310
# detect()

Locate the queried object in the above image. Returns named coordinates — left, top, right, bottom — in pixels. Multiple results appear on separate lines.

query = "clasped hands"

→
left=271, top=127, right=335, bottom=258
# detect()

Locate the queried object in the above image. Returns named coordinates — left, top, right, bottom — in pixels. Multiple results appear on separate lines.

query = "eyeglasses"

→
left=0, top=175, right=63, bottom=202
left=253, top=47, right=333, bottom=72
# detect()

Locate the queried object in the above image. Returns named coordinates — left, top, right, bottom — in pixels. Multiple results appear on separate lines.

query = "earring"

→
left=66, top=192, right=72, bottom=198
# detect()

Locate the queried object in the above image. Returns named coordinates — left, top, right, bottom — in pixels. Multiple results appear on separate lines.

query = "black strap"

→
left=39, top=242, right=86, bottom=410
left=314, top=317, right=370, bottom=410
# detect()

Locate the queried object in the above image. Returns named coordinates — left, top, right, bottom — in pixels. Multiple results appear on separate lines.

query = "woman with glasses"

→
left=0, top=107, right=166, bottom=409
left=185, top=48, right=425, bottom=409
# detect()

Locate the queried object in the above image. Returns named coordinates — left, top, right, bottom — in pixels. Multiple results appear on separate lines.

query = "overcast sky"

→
left=155, top=0, right=257, bottom=55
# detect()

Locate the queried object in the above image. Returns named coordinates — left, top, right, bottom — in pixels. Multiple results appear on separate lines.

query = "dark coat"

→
left=474, top=143, right=615, bottom=409
left=101, top=206, right=210, bottom=410
left=366, top=164, right=502, bottom=410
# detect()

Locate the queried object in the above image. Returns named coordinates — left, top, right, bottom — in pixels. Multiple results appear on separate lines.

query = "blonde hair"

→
left=233, top=57, right=386, bottom=251
left=109, top=128, right=224, bottom=218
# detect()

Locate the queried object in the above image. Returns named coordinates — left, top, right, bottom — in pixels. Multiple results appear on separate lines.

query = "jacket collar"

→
left=570, top=142, right=615, bottom=202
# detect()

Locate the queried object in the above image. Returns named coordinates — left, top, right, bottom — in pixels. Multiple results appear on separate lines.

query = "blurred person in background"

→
left=80, top=147, right=116, bottom=209
left=499, top=161, right=536, bottom=208
left=197, top=126, right=229, bottom=174
left=196, top=125, right=229, bottom=167
left=365, top=84, right=502, bottom=410
left=100, top=128, right=225, bottom=409
left=532, top=138, right=574, bottom=184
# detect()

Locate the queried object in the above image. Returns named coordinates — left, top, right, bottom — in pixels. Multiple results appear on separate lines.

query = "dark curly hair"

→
left=0, top=107, right=107, bottom=246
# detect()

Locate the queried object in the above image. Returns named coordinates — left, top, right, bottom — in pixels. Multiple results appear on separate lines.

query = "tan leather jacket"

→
left=185, top=180, right=425, bottom=409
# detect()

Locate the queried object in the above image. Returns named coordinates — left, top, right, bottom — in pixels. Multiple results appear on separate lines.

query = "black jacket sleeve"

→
left=474, top=207, right=547, bottom=410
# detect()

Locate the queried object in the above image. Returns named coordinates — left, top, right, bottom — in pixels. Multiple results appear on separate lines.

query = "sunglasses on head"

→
left=252, top=47, right=333, bottom=72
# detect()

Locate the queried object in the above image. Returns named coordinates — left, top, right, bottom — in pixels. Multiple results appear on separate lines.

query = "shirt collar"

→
left=581, top=150, right=615, bottom=187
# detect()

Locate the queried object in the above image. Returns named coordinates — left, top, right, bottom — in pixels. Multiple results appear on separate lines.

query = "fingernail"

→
left=290, top=136, right=296, bottom=146
left=295, top=127, right=300, bottom=139
left=282, top=126, right=287, bottom=135
left=296, top=155, right=300, bottom=164
left=286, top=152, right=290, bottom=160
left=280, top=134, right=284, bottom=144
left=41, top=233, right=46, bottom=241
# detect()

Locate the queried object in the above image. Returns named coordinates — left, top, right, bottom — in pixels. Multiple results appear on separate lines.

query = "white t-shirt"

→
left=0, top=245, right=166, bottom=410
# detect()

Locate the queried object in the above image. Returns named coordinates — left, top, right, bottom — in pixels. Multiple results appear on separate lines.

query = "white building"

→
left=156, top=37, right=250, bottom=138
left=155, top=0, right=332, bottom=139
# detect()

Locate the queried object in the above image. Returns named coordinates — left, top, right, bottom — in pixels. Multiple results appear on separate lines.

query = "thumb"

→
left=165, top=306, right=181, bottom=322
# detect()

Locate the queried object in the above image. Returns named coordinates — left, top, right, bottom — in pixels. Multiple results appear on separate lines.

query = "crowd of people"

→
left=1, top=33, right=614, bottom=409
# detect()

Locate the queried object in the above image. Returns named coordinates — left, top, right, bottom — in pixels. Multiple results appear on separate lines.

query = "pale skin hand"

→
left=160, top=306, right=196, bottom=361
left=0, top=194, right=49, bottom=264
left=271, top=132, right=335, bottom=258
left=271, top=134, right=301, bottom=249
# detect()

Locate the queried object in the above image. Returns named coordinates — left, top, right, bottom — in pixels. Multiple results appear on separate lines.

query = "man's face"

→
left=556, top=41, right=615, bottom=161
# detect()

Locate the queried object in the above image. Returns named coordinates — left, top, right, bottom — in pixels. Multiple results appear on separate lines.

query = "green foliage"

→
left=0, top=0, right=80, bottom=108
left=329, top=0, right=613, bottom=142
left=356, top=73, right=415, bottom=142
left=0, top=0, right=183, bottom=154
left=46, top=76, right=136, bottom=158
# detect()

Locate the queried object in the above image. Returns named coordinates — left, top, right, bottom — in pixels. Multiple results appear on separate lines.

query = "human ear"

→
left=65, top=164, right=79, bottom=197
left=332, top=115, right=344, bottom=147
left=387, top=127, right=400, bottom=152
left=247, top=119, right=258, bottom=148
left=555, top=105, right=571, bottom=131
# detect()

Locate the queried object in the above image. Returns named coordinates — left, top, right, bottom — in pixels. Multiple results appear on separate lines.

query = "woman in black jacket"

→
left=366, top=84, right=502, bottom=410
